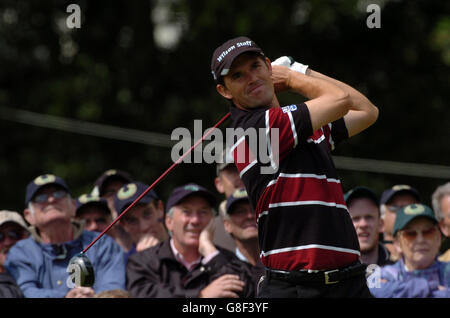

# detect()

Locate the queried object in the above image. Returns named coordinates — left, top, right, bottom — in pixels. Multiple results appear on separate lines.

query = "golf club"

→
left=67, top=112, right=231, bottom=287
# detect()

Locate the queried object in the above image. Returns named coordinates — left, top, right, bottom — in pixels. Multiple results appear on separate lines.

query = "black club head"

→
left=67, top=253, right=95, bottom=287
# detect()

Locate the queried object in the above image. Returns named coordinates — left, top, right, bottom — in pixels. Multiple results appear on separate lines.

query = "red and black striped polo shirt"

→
left=229, top=103, right=360, bottom=271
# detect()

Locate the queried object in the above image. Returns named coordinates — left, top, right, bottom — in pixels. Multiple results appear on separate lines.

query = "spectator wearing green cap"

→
left=369, top=203, right=450, bottom=298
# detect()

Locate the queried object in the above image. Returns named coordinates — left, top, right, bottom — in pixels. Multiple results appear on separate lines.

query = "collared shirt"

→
left=377, top=242, right=394, bottom=266
left=5, top=222, right=125, bottom=298
left=229, top=104, right=360, bottom=271
left=236, top=247, right=249, bottom=263
left=126, top=239, right=257, bottom=298
left=369, top=258, right=450, bottom=298
left=169, top=239, right=219, bottom=271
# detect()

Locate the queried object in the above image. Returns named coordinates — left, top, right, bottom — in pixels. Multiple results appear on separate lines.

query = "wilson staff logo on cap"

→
left=211, top=36, right=264, bottom=82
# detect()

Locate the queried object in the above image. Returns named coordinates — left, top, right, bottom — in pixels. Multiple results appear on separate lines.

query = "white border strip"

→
left=268, top=200, right=348, bottom=211
left=260, top=244, right=361, bottom=258
left=287, top=111, right=298, bottom=148
left=239, top=159, right=257, bottom=178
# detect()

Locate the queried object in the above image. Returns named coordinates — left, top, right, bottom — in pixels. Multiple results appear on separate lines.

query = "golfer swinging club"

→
left=211, top=36, right=378, bottom=298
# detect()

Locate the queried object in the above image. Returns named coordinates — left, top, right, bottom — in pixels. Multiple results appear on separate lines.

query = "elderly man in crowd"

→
left=5, top=174, right=126, bottom=298
left=126, top=183, right=255, bottom=298
left=380, top=184, right=421, bottom=262
left=369, top=203, right=450, bottom=298
left=431, top=182, right=450, bottom=261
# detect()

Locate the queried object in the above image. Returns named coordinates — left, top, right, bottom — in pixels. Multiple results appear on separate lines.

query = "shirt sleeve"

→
left=89, top=235, right=126, bottom=292
left=5, top=245, right=63, bottom=298
left=321, top=118, right=349, bottom=151
left=369, top=267, right=435, bottom=298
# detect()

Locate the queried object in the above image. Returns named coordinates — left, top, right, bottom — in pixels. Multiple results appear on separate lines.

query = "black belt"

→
left=265, top=262, right=367, bottom=285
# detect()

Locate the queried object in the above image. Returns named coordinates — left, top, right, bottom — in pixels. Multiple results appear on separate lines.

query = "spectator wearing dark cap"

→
left=0, top=210, right=29, bottom=298
left=114, top=182, right=168, bottom=261
left=5, top=174, right=126, bottom=298
left=222, top=189, right=265, bottom=288
left=380, top=185, right=421, bottom=262
left=92, top=169, right=133, bottom=217
left=431, top=182, right=450, bottom=262
left=126, top=183, right=255, bottom=298
left=213, top=148, right=244, bottom=252
left=75, top=194, right=112, bottom=233
left=369, top=203, right=450, bottom=298
left=345, top=187, right=392, bottom=267
left=92, top=169, right=134, bottom=254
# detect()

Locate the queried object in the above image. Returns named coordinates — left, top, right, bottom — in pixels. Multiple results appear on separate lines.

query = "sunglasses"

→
left=386, top=205, right=403, bottom=213
left=400, top=226, right=438, bottom=241
left=32, top=190, right=68, bottom=204
left=0, top=230, right=21, bottom=243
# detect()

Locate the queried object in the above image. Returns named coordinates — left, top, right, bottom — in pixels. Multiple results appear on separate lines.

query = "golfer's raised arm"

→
left=271, top=65, right=350, bottom=132
left=307, top=69, right=379, bottom=137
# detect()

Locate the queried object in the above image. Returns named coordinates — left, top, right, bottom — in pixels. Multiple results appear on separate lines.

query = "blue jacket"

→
left=5, top=222, right=125, bottom=298
left=369, top=258, right=450, bottom=298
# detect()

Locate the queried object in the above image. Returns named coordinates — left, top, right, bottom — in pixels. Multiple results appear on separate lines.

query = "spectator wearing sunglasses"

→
left=380, top=185, right=421, bottom=262
left=369, top=203, right=450, bottom=298
left=0, top=210, right=29, bottom=298
left=75, top=194, right=112, bottom=233
left=4, top=174, right=126, bottom=298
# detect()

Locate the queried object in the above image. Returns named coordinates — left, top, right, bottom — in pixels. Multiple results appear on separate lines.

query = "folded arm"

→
left=271, top=57, right=378, bottom=137
left=307, top=69, right=379, bottom=137
left=271, top=65, right=350, bottom=132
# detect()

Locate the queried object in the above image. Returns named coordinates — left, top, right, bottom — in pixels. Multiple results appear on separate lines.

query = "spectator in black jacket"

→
left=0, top=272, right=23, bottom=298
left=126, top=183, right=255, bottom=298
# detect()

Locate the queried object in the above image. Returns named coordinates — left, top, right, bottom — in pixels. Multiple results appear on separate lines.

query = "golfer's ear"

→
left=216, top=83, right=232, bottom=100
left=265, top=57, right=272, bottom=73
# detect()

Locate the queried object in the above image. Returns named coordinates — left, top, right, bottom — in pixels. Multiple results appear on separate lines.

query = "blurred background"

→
left=0, top=0, right=448, bottom=211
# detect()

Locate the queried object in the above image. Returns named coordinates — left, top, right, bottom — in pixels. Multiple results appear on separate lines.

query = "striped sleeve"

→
left=322, top=118, right=349, bottom=151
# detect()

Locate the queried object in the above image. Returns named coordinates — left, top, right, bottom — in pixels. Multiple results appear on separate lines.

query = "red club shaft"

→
left=82, top=113, right=231, bottom=253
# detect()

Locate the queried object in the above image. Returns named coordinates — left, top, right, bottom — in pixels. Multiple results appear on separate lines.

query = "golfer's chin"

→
left=235, top=93, right=274, bottom=110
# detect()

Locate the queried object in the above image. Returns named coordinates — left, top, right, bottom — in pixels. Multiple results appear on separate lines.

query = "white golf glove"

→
left=271, top=56, right=309, bottom=75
